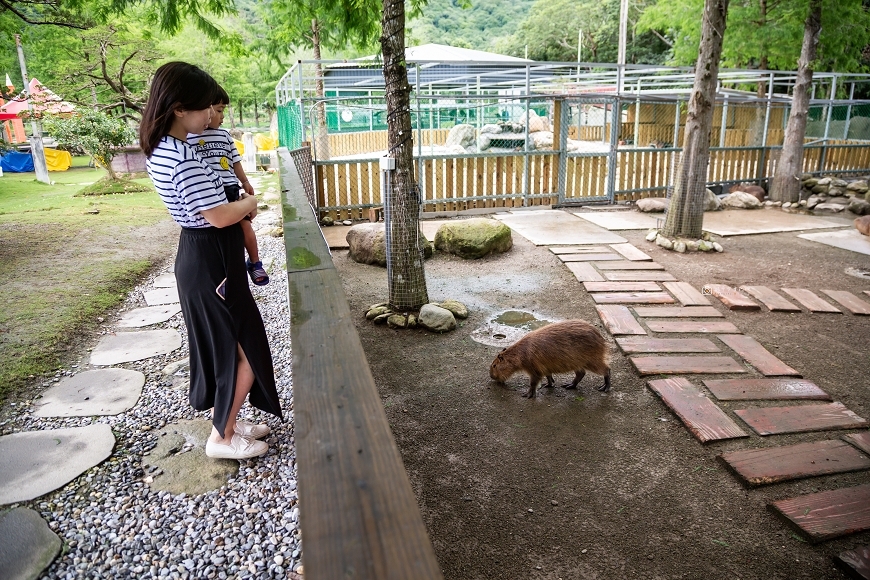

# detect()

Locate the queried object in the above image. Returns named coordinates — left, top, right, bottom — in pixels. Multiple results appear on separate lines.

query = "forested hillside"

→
left=407, top=0, right=535, bottom=53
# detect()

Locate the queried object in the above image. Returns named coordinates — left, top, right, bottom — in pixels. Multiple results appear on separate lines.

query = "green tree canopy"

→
left=44, top=108, right=136, bottom=177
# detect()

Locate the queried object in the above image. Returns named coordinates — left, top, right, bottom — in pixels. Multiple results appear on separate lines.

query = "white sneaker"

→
left=234, top=420, right=270, bottom=440
left=205, top=433, right=268, bottom=460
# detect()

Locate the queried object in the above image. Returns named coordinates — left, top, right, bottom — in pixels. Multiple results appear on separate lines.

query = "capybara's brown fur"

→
left=489, top=320, right=610, bottom=398
left=728, top=182, right=766, bottom=202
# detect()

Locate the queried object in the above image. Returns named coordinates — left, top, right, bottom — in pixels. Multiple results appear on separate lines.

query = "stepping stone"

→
left=781, top=288, right=842, bottom=313
left=565, top=262, right=605, bottom=282
left=703, top=284, right=761, bottom=311
left=821, top=290, right=870, bottom=315
left=735, top=402, right=868, bottom=436
left=844, top=432, right=870, bottom=455
left=770, top=483, right=870, bottom=543
left=117, top=304, right=182, bottom=328
left=32, top=369, right=146, bottom=417
left=647, top=377, right=749, bottom=443
left=143, top=287, right=180, bottom=306
left=594, top=261, right=665, bottom=270
left=595, top=305, right=646, bottom=335
left=592, top=292, right=675, bottom=305
left=865, top=291, right=870, bottom=299
left=616, top=337, right=721, bottom=353
left=559, top=253, right=623, bottom=262
left=550, top=246, right=610, bottom=254
left=153, top=273, right=177, bottom=288
left=0, top=424, right=115, bottom=504
left=703, top=378, right=832, bottom=401
left=633, top=306, right=723, bottom=318
left=583, top=281, right=661, bottom=292
left=604, top=271, right=677, bottom=282
left=631, top=356, right=746, bottom=375
left=90, top=329, right=182, bottom=366
left=662, top=282, right=712, bottom=306
left=0, top=507, right=61, bottom=580
left=719, top=440, right=870, bottom=486
left=609, top=243, right=652, bottom=261
left=740, top=286, right=801, bottom=312
left=716, top=334, right=801, bottom=376
left=835, top=545, right=870, bottom=580
left=647, top=321, right=740, bottom=333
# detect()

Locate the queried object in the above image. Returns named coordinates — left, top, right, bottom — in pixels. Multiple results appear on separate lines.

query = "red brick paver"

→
left=719, top=440, right=870, bottom=486
left=770, top=483, right=870, bottom=543
left=735, top=402, right=868, bottom=436
left=703, top=378, right=831, bottom=401
left=740, top=286, right=801, bottom=312
left=716, top=334, right=801, bottom=376
left=647, top=377, right=749, bottom=443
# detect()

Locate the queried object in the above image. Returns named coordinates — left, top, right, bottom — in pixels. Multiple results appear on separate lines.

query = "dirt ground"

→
left=333, top=215, right=870, bottom=580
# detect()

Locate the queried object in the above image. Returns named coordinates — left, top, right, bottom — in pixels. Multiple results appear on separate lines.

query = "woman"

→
left=139, top=62, right=282, bottom=459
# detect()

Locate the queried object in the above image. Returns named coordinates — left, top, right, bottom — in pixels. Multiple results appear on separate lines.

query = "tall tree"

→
left=661, top=0, right=730, bottom=240
left=770, top=0, right=822, bottom=202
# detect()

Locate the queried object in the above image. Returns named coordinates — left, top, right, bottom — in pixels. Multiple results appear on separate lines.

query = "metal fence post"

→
left=556, top=99, right=568, bottom=204
left=523, top=66, right=531, bottom=206
left=818, top=76, right=837, bottom=174
left=605, top=97, right=620, bottom=202
left=757, top=72, right=773, bottom=183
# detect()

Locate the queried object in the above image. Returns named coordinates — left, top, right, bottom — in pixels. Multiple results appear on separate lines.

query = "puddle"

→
left=845, top=266, right=870, bottom=281
left=470, top=310, right=553, bottom=347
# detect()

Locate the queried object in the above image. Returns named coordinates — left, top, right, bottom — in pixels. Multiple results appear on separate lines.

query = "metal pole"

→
left=633, top=80, right=641, bottom=146
left=297, top=62, right=307, bottom=144
left=14, top=34, right=49, bottom=184
left=415, top=65, right=423, bottom=201
left=843, top=80, right=855, bottom=139
left=719, top=94, right=728, bottom=148
left=617, top=0, right=628, bottom=93
left=523, top=65, right=531, bottom=206
left=556, top=99, right=568, bottom=204
left=818, top=76, right=837, bottom=173
left=670, top=99, right=680, bottom=197
left=605, top=97, right=620, bottom=202
left=757, top=72, right=773, bottom=182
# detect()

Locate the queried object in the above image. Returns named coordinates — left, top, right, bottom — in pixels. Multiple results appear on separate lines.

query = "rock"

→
left=673, top=241, right=686, bottom=253
left=806, top=195, right=822, bottom=209
left=479, top=124, right=502, bottom=135
left=698, top=240, right=714, bottom=251
left=811, top=184, right=829, bottom=194
left=799, top=200, right=807, bottom=206
left=645, top=229, right=659, bottom=241
left=520, top=110, right=550, bottom=133
left=321, top=216, right=334, bottom=226
left=827, top=187, right=847, bottom=197
left=848, top=198, right=870, bottom=215
left=846, top=179, right=868, bottom=194
left=437, top=299, right=468, bottom=319
left=686, top=240, right=699, bottom=251
left=434, top=218, right=512, bottom=259
left=855, top=215, right=870, bottom=236
left=347, top=223, right=387, bottom=266
left=342, top=219, right=353, bottom=226
left=831, top=178, right=847, bottom=188
left=636, top=197, right=669, bottom=212
left=655, top=234, right=673, bottom=250
left=817, top=177, right=832, bottom=186
left=704, top=189, right=722, bottom=211
left=387, top=314, right=409, bottom=329
left=721, top=192, right=761, bottom=209
left=445, top=124, right=476, bottom=148
left=418, top=304, right=456, bottom=333
left=366, top=306, right=391, bottom=320
left=477, top=134, right=492, bottom=151
left=530, top=131, right=553, bottom=150
left=0, top=507, right=62, bottom=580
left=712, top=242, right=724, bottom=252
left=163, top=358, right=190, bottom=375
left=802, top=177, right=819, bottom=188
left=826, top=196, right=850, bottom=205
left=782, top=202, right=792, bottom=209
left=373, top=313, right=391, bottom=325
left=268, top=227, right=284, bottom=237
left=813, top=203, right=846, bottom=213
left=368, top=302, right=388, bottom=310
left=867, top=191, right=870, bottom=202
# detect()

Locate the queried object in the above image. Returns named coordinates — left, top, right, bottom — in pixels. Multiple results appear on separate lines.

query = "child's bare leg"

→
left=240, top=219, right=260, bottom=264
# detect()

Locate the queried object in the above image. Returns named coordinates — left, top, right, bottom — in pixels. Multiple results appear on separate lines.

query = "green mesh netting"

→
left=277, top=102, right=304, bottom=149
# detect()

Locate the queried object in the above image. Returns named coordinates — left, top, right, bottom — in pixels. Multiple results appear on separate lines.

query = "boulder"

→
left=826, top=196, right=850, bottom=205
left=445, top=124, right=476, bottom=148
left=636, top=197, right=669, bottom=212
left=477, top=134, right=493, bottom=151
left=530, top=131, right=554, bottom=150
left=827, top=187, right=847, bottom=197
left=434, top=218, right=512, bottom=259
left=847, top=198, right=870, bottom=216
left=817, top=177, right=832, bottom=186
left=520, top=110, right=550, bottom=133
left=721, top=192, right=761, bottom=209
left=811, top=184, right=829, bottom=194
left=831, top=178, right=848, bottom=188
left=480, top=124, right=502, bottom=135
left=846, top=179, right=868, bottom=194
left=728, top=183, right=765, bottom=202
left=347, top=223, right=387, bottom=266
left=802, top=177, right=819, bottom=188
left=805, top=195, right=823, bottom=209
left=855, top=215, right=870, bottom=236
left=436, top=299, right=468, bottom=319
left=419, top=304, right=457, bottom=333
left=813, top=203, right=846, bottom=213
left=704, top=188, right=721, bottom=211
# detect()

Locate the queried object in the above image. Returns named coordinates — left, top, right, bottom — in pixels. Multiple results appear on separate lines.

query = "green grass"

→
left=0, top=157, right=172, bottom=401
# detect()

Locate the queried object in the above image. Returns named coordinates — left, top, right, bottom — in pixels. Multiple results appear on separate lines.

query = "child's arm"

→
left=233, top=161, right=254, bottom=196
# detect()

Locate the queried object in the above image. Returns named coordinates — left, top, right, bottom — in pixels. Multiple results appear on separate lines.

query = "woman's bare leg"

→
left=209, top=343, right=254, bottom=444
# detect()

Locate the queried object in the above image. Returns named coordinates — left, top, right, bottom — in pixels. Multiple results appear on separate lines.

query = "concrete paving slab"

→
left=492, top=210, right=627, bottom=245
left=798, top=228, right=870, bottom=256
left=571, top=210, right=660, bottom=230
left=702, top=210, right=847, bottom=236
left=143, top=287, right=179, bottom=306
left=117, top=304, right=182, bottom=328
left=0, top=507, right=61, bottom=580
left=0, top=424, right=115, bottom=504
left=32, top=369, right=145, bottom=417
left=609, top=243, right=652, bottom=261
left=90, top=329, right=182, bottom=366
left=153, top=273, right=177, bottom=288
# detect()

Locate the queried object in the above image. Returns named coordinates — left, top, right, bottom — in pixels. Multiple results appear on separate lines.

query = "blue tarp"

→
left=0, top=151, right=34, bottom=173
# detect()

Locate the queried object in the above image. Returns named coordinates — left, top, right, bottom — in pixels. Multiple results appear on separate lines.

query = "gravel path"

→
left=2, top=228, right=300, bottom=580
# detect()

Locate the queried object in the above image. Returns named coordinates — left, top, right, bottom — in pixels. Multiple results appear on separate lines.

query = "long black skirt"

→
left=175, top=224, right=283, bottom=437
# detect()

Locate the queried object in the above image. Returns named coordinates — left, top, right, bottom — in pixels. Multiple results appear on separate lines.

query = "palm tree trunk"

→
left=381, top=0, right=429, bottom=310
left=661, top=0, right=729, bottom=240
left=770, top=0, right=821, bottom=203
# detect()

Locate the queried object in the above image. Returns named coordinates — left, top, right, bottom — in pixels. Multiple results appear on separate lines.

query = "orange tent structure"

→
left=0, top=78, right=75, bottom=143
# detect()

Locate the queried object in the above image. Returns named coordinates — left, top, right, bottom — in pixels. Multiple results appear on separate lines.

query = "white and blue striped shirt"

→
left=187, top=128, right=241, bottom=187
left=146, top=135, right=227, bottom=228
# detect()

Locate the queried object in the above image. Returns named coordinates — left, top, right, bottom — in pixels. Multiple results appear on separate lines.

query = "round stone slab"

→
left=90, top=329, right=182, bottom=366
left=0, top=507, right=61, bottom=580
left=0, top=424, right=115, bottom=504
left=32, top=368, right=146, bottom=417
left=117, top=304, right=182, bottom=328
left=153, top=273, right=177, bottom=288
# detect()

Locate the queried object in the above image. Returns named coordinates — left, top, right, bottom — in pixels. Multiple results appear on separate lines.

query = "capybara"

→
left=728, top=182, right=766, bottom=202
left=489, top=320, right=611, bottom=399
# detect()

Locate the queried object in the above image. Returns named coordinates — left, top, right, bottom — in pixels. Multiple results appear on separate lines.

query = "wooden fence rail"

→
left=279, top=147, right=443, bottom=580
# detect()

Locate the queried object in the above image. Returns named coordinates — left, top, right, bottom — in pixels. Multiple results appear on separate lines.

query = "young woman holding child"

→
left=139, top=61, right=282, bottom=460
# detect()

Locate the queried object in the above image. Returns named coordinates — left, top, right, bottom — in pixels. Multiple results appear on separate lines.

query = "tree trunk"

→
left=312, top=19, right=331, bottom=160
left=661, top=0, right=729, bottom=240
left=748, top=0, right=769, bottom=147
left=381, top=0, right=429, bottom=311
left=770, top=0, right=821, bottom=203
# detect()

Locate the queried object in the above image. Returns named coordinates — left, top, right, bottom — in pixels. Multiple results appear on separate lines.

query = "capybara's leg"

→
left=545, top=375, right=555, bottom=388
left=597, top=368, right=611, bottom=392
left=563, top=370, right=586, bottom=389
left=523, top=375, right=542, bottom=398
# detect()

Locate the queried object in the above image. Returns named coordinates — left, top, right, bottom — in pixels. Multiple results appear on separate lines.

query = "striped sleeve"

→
left=174, top=158, right=226, bottom=215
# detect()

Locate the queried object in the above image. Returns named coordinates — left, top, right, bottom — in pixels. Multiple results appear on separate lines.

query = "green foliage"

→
left=408, top=0, right=535, bottom=52
left=44, top=110, right=136, bottom=172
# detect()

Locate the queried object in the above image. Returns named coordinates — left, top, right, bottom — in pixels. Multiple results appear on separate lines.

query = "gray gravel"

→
left=1, top=226, right=300, bottom=579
